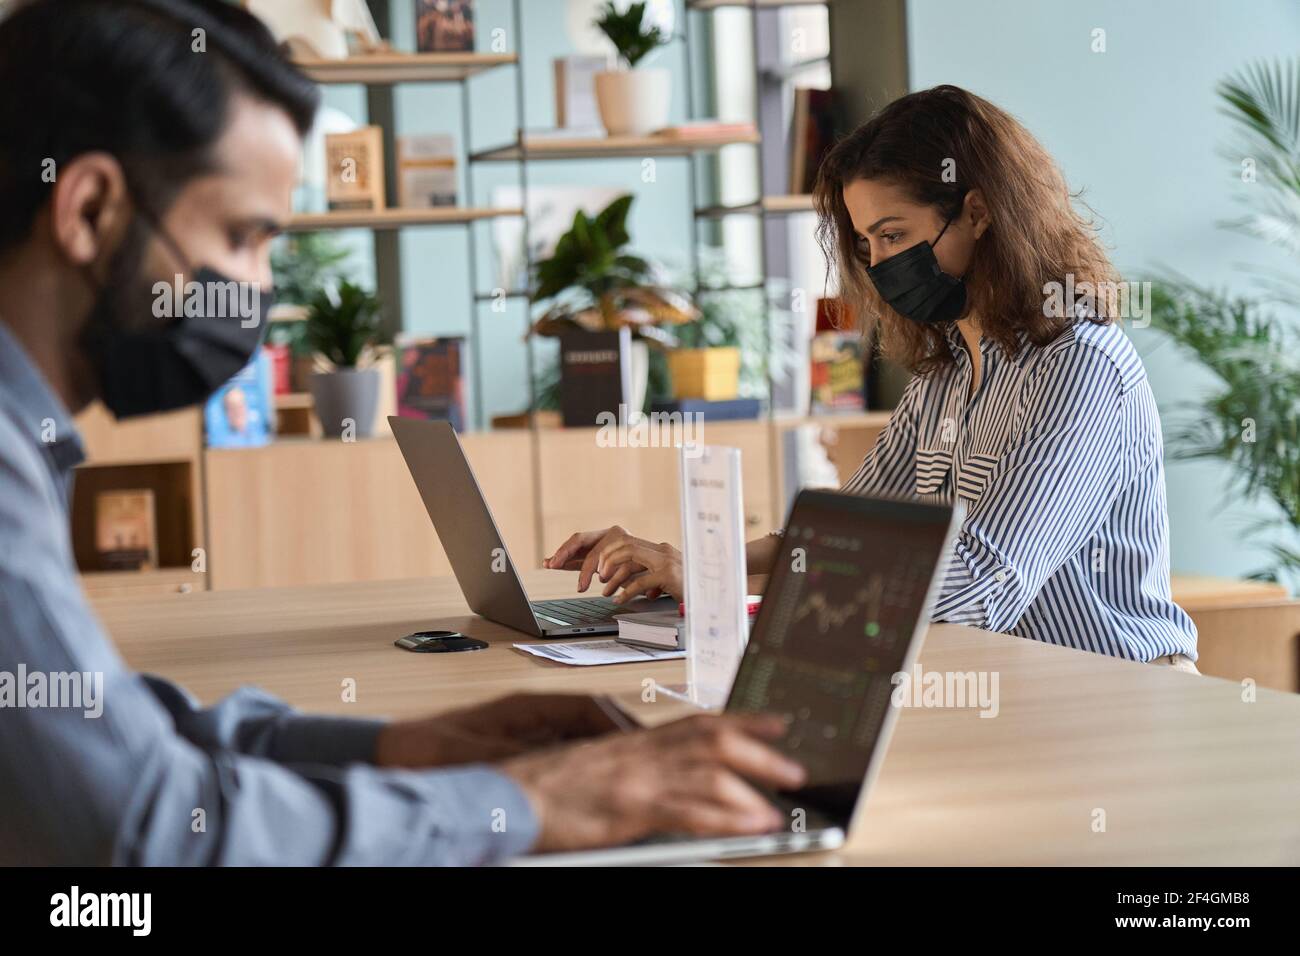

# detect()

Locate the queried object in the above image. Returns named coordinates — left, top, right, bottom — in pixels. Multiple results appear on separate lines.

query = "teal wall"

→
left=906, top=0, right=1300, bottom=579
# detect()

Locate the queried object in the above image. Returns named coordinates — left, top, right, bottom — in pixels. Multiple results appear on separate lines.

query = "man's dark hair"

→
left=0, top=0, right=319, bottom=253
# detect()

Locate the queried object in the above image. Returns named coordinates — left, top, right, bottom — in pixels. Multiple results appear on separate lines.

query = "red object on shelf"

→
left=265, top=344, right=292, bottom=395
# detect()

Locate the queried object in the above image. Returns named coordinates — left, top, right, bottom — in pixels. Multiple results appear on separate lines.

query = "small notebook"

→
left=615, top=610, right=685, bottom=651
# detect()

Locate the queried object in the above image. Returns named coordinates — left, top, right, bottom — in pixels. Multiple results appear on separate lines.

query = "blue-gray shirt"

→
left=0, top=322, right=538, bottom=864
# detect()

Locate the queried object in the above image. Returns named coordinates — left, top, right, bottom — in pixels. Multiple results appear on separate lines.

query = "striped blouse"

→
left=842, top=320, right=1198, bottom=662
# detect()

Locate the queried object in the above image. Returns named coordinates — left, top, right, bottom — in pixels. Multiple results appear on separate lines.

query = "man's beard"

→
left=76, top=215, right=167, bottom=408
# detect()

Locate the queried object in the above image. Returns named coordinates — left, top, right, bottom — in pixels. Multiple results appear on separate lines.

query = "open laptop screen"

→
left=726, top=490, right=955, bottom=825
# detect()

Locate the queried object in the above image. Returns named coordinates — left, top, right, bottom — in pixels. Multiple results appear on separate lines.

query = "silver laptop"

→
left=390, top=417, right=672, bottom=637
left=514, top=489, right=962, bottom=866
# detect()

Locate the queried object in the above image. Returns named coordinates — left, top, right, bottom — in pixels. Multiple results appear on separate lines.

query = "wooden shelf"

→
left=285, top=206, right=523, bottom=233
left=762, top=194, right=816, bottom=214
left=268, top=304, right=308, bottom=323
left=470, top=130, right=761, bottom=163
left=74, top=405, right=203, bottom=468
left=274, top=392, right=314, bottom=410
left=696, top=194, right=815, bottom=218
left=292, top=52, right=517, bottom=85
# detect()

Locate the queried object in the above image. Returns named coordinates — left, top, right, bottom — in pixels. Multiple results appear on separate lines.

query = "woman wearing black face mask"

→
left=546, top=85, right=1198, bottom=672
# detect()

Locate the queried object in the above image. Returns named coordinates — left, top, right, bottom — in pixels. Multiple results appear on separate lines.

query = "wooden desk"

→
left=92, top=571, right=1300, bottom=865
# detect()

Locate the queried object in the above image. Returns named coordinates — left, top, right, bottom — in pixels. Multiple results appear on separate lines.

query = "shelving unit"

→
left=283, top=0, right=821, bottom=433
left=468, top=129, right=761, bottom=163
left=284, top=206, right=522, bottom=233
left=72, top=405, right=207, bottom=596
left=694, top=194, right=815, bottom=218
left=293, top=51, right=517, bottom=85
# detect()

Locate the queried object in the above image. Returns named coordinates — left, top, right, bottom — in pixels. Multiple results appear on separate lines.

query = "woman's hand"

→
left=544, top=526, right=685, bottom=603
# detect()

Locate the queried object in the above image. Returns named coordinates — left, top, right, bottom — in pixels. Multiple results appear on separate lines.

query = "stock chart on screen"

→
left=728, top=493, right=952, bottom=819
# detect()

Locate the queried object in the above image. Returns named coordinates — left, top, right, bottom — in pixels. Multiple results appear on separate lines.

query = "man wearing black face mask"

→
left=0, top=0, right=804, bottom=865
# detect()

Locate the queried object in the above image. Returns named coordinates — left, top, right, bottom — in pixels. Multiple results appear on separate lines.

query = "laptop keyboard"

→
left=531, top=597, right=621, bottom=625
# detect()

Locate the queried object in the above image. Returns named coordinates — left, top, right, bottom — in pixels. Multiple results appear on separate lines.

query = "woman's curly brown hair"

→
left=813, top=85, right=1117, bottom=374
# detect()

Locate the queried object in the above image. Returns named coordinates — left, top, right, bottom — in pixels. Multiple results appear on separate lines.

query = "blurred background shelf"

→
left=285, top=206, right=523, bottom=232
left=695, top=194, right=815, bottom=218
left=292, top=51, right=517, bottom=85
left=469, top=129, right=762, bottom=163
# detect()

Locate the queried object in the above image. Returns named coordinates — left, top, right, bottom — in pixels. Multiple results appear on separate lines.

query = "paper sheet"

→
left=513, top=639, right=686, bottom=667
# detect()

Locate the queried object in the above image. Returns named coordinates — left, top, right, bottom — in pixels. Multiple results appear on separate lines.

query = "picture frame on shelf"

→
left=415, top=0, right=475, bottom=53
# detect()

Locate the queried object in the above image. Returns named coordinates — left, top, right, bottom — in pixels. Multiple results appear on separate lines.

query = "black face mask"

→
left=865, top=213, right=967, bottom=326
left=82, top=217, right=271, bottom=419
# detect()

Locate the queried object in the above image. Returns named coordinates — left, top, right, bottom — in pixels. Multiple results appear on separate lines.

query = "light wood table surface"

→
left=92, top=570, right=1300, bottom=865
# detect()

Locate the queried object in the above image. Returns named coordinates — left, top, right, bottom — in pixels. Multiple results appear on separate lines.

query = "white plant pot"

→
left=594, top=68, right=671, bottom=136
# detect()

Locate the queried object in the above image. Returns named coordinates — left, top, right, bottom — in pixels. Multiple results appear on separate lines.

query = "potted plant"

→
left=530, top=195, right=696, bottom=425
left=304, top=280, right=389, bottom=439
left=271, top=232, right=354, bottom=393
left=592, top=1, right=671, bottom=136
left=666, top=248, right=789, bottom=403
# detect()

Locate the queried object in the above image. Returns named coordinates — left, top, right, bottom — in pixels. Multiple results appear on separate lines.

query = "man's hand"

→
left=544, top=525, right=685, bottom=603
left=374, top=693, right=629, bottom=768
left=501, top=713, right=807, bottom=852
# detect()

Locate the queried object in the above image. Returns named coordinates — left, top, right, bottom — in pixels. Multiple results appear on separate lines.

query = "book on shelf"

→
left=654, top=120, right=758, bottom=140
left=554, top=56, right=606, bottom=130
left=395, top=336, right=467, bottom=432
left=415, top=0, right=474, bottom=52
left=93, top=489, right=157, bottom=572
left=396, top=133, right=457, bottom=209
left=558, top=328, right=634, bottom=429
left=789, top=88, right=837, bottom=194
left=204, top=350, right=274, bottom=448
left=809, top=332, right=867, bottom=415
left=325, top=126, right=385, bottom=212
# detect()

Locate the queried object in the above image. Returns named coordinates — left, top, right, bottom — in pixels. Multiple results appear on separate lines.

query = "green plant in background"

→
left=593, top=1, right=669, bottom=69
left=1217, top=58, right=1300, bottom=252
left=676, top=247, right=791, bottom=400
left=271, top=232, right=353, bottom=306
left=1149, top=283, right=1299, bottom=583
left=530, top=194, right=696, bottom=339
left=270, top=233, right=356, bottom=358
left=303, top=280, right=388, bottom=369
left=531, top=246, right=795, bottom=411
left=1149, top=58, right=1300, bottom=589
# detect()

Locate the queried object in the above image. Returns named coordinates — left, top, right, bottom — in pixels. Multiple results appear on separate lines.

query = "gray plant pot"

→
left=309, top=367, right=380, bottom=439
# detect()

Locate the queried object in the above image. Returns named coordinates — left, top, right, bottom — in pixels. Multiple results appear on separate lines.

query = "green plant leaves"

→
left=531, top=195, right=650, bottom=305
left=1217, top=58, right=1300, bottom=253
left=593, top=1, right=668, bottom=69
left=304, top=280, right=387, bottom=369
left=1147, top=277, right=1300, bottom=584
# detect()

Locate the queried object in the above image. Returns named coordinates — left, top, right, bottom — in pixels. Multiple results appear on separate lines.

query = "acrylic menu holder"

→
left=655, top=445, right=749, bottom=711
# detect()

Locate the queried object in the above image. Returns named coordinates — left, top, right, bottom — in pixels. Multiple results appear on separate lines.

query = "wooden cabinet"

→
left=73, top=404, right=207, bottom=595
left=204, top=432, right=537, bottom=591
left=80, top=413, right=891, bottom=594
left=534, top=420, right=777, bottom=557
